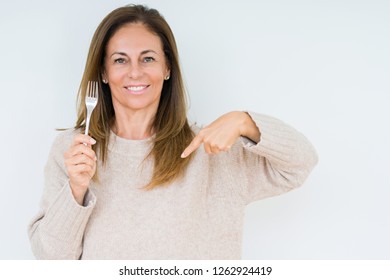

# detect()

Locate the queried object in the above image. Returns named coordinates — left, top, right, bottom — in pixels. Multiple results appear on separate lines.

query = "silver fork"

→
left=85, top=81, right=99, bottom=136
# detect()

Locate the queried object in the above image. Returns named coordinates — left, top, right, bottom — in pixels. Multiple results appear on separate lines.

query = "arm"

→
left=181, top=111, right=259, bottom=157
left=239, top=112, right=318, bottom=203
left=28, top=131, right=97, bottom=259
left=182, top=111, right=318, bottom=203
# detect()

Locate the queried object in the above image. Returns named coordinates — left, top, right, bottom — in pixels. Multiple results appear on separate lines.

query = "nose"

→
left=128, top=61, right=142, bottom=79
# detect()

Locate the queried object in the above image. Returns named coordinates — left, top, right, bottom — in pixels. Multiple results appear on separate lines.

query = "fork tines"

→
left=84, top=80, right=99, bottom=136
left=86, top=80, right=99, bottom=99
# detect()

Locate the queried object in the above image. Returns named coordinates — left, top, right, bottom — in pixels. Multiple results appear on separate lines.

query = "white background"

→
left=0, top=0, right=389, bottom=259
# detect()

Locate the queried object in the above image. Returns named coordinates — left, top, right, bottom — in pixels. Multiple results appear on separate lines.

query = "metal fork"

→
left=85, top=81, right=99, bottom=136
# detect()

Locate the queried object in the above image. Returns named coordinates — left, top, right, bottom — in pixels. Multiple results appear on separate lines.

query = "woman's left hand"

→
left=181, top=111, right=261, bottom=158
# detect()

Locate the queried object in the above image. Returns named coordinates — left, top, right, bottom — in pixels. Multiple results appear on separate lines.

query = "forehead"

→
left=107, top=23, right=163, bottom=53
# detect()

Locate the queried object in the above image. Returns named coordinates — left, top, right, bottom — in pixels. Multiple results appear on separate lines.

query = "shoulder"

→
left=53, top=128, right=79, bottom=146
left=44, top=128, right=80, bottom=176
left=49, top=128, right=80, bottom=157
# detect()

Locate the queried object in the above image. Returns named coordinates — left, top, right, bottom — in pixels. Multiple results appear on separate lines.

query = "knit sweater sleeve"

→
left=237, top=112, right=318, bottom=204
left=28, top=130, right=96, bottom=259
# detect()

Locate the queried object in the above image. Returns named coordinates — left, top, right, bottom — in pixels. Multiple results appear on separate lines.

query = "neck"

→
left=112, top=110, right=156, bottom=140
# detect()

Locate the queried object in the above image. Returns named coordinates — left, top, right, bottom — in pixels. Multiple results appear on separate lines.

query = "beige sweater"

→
left=28, top=112, right=318, bottom=259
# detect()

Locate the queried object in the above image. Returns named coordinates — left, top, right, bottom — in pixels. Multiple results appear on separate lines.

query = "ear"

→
left=164, top=69, right=171, bottom=80
left=101, top=71, right=108, bottom=84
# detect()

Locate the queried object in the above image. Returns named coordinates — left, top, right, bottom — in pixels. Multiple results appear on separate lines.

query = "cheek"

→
left=149, top=70, right=165, bottom=84
left=106, top=67, right=127, bottom=82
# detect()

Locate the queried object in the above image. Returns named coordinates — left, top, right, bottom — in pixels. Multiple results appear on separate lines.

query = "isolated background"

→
left=1, top=0, right=389, bottom=259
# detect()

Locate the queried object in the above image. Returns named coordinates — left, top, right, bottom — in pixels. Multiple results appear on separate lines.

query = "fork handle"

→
left=85, top=116, right=91, bottom=136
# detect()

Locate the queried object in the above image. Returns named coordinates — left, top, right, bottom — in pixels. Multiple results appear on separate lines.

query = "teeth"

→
left=127, top=86, right=146, bottom=91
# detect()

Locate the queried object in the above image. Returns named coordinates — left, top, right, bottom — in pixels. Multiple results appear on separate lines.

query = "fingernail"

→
left=90, top=138, right=96, bottom=144
left=181, top=152, right=186, bottom=158
left=94, top=156, right=97, bottom=161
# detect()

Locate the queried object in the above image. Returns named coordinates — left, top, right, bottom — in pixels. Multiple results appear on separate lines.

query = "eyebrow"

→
left=110, top=49, right=158, bottom=58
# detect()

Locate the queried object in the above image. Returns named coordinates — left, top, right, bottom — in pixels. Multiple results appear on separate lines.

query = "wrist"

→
left=239, top=111, right=260, bottom=143
left=69, top=182, right=88, bottom=206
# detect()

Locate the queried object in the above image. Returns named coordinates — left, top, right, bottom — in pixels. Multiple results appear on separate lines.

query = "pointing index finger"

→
left=181, top=134, right=203, bottom=158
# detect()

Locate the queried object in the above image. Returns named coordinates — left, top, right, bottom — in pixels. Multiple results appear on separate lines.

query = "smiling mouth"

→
left=125, top=85, right=149, bottom=95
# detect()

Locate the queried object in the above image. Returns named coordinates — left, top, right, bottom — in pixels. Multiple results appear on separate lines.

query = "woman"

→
left=28, top=5, right=318, bottom=259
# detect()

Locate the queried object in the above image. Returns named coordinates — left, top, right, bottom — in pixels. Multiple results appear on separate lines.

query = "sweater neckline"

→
left=108, top=130, right=154, bottom=156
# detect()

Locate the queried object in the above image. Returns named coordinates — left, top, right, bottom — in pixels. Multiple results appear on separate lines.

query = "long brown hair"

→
left=75, top=5, right=194, bottom=189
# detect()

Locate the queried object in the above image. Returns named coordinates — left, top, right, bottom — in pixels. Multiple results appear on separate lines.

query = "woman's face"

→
left=103, top=23, right=169, bottom=117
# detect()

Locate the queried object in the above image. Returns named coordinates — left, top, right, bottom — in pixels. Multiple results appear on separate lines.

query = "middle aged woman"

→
left=28, top=5, right=318, bottom=259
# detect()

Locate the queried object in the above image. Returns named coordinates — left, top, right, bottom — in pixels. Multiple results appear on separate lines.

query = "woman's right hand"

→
left=64, top=134, right=97, bottom=205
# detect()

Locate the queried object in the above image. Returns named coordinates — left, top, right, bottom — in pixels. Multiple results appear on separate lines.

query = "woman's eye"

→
left=143, top=57, right=155, bottom=63
left=114, top=58, right=126, bottom=64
